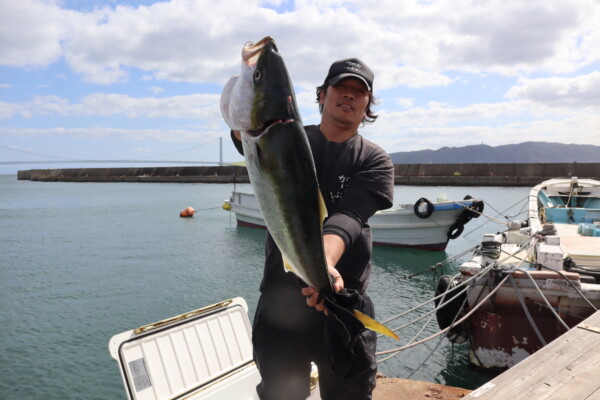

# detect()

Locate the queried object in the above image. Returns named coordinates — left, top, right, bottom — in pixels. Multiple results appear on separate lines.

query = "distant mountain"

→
left=389, top=142, right=600, bottom=164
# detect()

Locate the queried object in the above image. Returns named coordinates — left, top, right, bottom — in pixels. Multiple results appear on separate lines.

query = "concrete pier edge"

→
left=17, top=163, right=600, bottom=186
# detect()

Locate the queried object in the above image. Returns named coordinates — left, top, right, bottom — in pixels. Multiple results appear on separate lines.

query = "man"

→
left=231, top=58, right=394, bottom=400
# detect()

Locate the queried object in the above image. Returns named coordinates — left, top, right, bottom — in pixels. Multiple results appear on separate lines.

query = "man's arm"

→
left=301, top=233, right=345, bottom=313
left=323, top=233, right=345, bottom=283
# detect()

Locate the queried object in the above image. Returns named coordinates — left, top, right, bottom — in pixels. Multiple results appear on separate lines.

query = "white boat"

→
left=109, top=297, right=320, bottom=400
left=436, top=177, right=600, bottom=369
left=223, top=191, right=484, bottom=251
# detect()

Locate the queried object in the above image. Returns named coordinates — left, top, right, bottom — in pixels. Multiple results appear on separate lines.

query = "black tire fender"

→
left=414, top=197, right=434, bottom=219
left=447, top=223, right=464, bottom=239
left=472, top=200, right=484, bottom=217
left=463, top=195, right=484, bottom=218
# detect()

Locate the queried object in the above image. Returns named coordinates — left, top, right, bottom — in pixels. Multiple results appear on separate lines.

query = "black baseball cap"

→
left=326, top=58, right=374, bottom=91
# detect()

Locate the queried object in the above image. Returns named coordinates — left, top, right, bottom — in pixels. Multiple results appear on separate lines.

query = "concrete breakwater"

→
left=17, top=162, right=600, bottom=186
left=17, top=166, right=249, bottom=183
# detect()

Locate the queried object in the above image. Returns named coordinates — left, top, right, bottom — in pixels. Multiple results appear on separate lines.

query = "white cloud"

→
left=367, top=111, right=600, bottom=153
left=0, top=126, right=224, bottom=143
left=2, top=0, right=600, bottom=162
left=4, top=0, right=598, bottom=86
left=357, top=0, right=600, bottom=75
left=1, top=93, right=222, bottom=119
left=506, top=71, right=600, bottom=108
left=0, top=0, right=70, bottom=67
left=0, top=101, right=21, bottom=119
left=363, top=94, right=600, bottom=152
left=148, top=86, right=164, bottom=94
left=393, top=98, right=415, bottom=108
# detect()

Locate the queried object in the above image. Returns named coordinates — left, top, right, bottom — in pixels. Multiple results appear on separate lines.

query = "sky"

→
left=1, top=0, right=599, bottom=174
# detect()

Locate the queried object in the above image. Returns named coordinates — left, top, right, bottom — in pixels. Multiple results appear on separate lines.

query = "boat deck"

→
left=466, top=309, right=600, bottom=399
left=555, top=223, right=600, bottom=267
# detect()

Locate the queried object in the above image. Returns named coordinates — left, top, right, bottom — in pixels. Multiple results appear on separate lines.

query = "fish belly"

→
left=242, top=122, right=331, bottom=293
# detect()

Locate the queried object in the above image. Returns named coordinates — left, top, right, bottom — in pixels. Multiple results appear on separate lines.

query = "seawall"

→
left=392, top=162, right=600, bottom=186
left=17, top=166, right=250, bottom=183
left=17, top=163, right=600, bottom=186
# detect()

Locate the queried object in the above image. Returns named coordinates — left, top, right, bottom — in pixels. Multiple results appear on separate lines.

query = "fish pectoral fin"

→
left=318, top=190, right=328, bottom=223
left=352, top=310, right=399, bottom=341
left=282, top=256, right=295, bottom=273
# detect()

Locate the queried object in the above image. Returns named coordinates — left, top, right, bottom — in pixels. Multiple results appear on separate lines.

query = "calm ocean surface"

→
left=0, top=174, right=531, bottom=399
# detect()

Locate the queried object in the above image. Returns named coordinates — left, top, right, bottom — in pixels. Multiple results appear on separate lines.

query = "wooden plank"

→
left=587, top=389, right=600, bottom=400
left=468, top=336, right=598, bottom=399
left=466, top=310, right=600, bottom=400
left=525, top=346, right=600, bottom=399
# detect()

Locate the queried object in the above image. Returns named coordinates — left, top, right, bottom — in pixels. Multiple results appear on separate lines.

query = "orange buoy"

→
left=180, top=207, right=196, bottom=217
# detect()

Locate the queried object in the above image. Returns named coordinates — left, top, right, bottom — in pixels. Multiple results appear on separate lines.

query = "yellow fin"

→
left=318, top=190, right=328, bottom=224
left=352, top=310, right=399, bottom=340
left=282, top=256, right=295, bottom=273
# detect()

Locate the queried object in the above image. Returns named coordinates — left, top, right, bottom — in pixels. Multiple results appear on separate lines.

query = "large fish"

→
left=220, top=36, right=397, bottom=340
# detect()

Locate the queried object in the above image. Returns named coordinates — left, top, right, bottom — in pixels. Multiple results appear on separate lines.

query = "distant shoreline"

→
left=17, top=162, right=600, bottom=186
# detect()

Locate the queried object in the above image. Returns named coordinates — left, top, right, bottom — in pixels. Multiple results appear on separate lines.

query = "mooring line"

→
left=376, top=274, right=511, bottom=357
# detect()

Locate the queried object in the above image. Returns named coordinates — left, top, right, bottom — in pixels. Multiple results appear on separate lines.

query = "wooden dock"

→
left=466, top=309, right=600, bottom=399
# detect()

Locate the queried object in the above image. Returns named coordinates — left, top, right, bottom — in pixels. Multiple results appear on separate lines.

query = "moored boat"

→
left=435, top=177, right=600, bottom=369
left=223, top=191, right=484, bottom=251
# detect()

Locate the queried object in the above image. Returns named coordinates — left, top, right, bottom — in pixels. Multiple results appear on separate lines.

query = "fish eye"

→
left=254, top=69, right=262, bottom=81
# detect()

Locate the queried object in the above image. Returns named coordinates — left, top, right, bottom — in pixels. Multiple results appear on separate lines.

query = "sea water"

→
left=0, top=175, right=530, bottom=399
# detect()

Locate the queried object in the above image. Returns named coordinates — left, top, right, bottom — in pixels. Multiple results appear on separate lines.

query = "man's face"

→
left=319, top=77, right=370, bottom=128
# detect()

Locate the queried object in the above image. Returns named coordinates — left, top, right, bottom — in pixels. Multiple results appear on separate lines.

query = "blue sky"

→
left=1, top=0, right=599, bottom=174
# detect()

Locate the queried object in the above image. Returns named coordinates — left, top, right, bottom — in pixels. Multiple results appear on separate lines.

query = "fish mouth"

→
left=243, top=36, right=275, bottom=67
left=246, top=119, right=293, bottom=137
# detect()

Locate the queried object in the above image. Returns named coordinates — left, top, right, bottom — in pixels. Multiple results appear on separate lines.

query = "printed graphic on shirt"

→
left=330, top=175, right=351, bottom=205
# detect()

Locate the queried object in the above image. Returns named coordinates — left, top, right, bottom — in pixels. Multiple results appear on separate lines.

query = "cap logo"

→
left=345, top=60, right=362, bottom=72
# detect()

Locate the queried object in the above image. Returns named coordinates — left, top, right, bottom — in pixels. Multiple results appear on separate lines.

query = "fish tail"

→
left=352, top=310, right=399, bottom=340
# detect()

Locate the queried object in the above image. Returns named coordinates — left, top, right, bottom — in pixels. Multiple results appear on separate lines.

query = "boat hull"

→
left=227, top=192, right=267, bottom=229
left=463, top=269, right=600, bottom=369
left=370, top=204, right=469, bottom=250
left=224, top=192, right=479, bottom=251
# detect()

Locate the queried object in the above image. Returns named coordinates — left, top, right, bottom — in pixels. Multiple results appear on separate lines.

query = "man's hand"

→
left=301, top=266, right=344, bottom=314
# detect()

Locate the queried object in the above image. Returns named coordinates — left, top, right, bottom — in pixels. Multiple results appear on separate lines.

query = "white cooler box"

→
left=109, top=298, right=261, bottom=400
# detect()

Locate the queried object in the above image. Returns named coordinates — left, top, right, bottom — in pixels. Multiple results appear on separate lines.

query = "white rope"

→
left=381, top=281, right=468, bottom=337
left=521, top=268, right=570, bottom=331
left=377, top=306, right=437, bottom=363
left=381, top=263, right=493, bottom=326
left=376, top=274, right=511, bottom=356
left=508, top=274, right=547, bottom=346
left=453, top=201, right=511, bottom=226
left=376, top=237, right=540, bottom=357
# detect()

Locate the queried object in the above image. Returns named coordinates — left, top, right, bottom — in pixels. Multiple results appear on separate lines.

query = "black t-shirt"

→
left=232, top=125, right=394, bottom=295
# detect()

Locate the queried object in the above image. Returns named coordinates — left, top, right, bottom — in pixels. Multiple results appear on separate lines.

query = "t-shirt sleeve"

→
left=323, top=145, right=394, bottom=247
left=322, top=190, right=385, bottom=248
